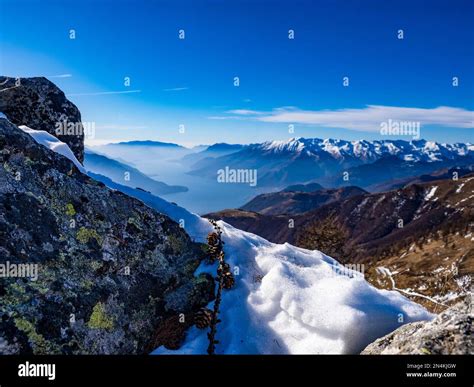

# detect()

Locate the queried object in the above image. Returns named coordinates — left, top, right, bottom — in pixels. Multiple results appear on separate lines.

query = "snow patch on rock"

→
left=18, top=125, right=86, bottom=173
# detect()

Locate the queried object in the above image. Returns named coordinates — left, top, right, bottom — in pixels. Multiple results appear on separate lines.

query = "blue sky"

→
left=1, top=0, right=473, bottom=145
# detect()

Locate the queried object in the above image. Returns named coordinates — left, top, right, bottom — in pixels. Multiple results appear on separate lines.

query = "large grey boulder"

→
left=0, top=76, right=84, bottom=162
left=361, top=296, right=472, bottom=354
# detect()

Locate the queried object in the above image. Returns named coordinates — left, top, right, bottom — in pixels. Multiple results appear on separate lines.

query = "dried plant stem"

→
left=207, top=255, right=225, bottom=355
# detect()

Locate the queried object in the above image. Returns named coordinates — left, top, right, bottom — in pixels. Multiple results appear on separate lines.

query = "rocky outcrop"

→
left=361, top=296, right=473, bottom=354
left=0, top=117, right=214, bottom=354
left=0, top=76, right=84, bottom=162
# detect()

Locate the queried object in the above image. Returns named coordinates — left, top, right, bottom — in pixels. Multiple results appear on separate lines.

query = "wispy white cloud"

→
left=216, top=105, right=474, bottom=131
left=226, top=109, right=266, bottom=116
left=95, top=124, right=149, bottom=130
left=47, top=74, right=72, bottom=78
left=207, top=114, right=252, bottom=120
left=208, top=116, right=231, bottom=120
left=163, top=87, right=189, bottom=92
left=66, top=90, right=141, bottom=97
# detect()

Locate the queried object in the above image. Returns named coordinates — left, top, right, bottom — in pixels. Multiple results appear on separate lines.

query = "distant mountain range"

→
left=188, top=137, right=474, bottom=189
left=258, top=138, right=472, bottom=162
left=370, top=166, right=474, bottom=192
left=282, top=182, right=324, bottom=192
left=209, top=173, right=474, bottom=260
left=84, top=150, right=188, bottom=195
left=180, top=143, right=244, bottom=166
left=240, top=185, right=366, bottom=215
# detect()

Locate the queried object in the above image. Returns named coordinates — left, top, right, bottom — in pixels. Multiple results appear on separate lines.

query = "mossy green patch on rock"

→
left=87, top=302, right=115, bottom=330
left=65, top=203, right=76, bottom=216
left=14, top=318, right=49, bottom=354
left=76, top=227, right=102, bottom=245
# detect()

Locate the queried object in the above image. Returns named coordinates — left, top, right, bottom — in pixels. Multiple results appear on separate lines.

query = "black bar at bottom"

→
left=0, top=355, right=471, bottom=386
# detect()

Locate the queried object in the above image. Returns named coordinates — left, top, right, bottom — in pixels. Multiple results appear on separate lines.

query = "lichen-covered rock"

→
left=0, top=118, right=214, bottom=354
left=361, top=296, right=472, bottom=354
left=0, top=76, right=84, bottom=162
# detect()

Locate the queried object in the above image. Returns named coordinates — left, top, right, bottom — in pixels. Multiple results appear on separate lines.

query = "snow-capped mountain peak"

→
left=250, top=137, right=472, bottom=163
left=261, top=137, right=307, bottom=153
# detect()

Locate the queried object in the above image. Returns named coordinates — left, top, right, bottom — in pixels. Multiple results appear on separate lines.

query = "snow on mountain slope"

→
left=254, top=137, right=472, bottom=163
left=18, top=124, right=434, bottom=354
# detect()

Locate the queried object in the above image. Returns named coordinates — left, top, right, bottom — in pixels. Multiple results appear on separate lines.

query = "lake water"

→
left=92, top=145, right=274, bottom=215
